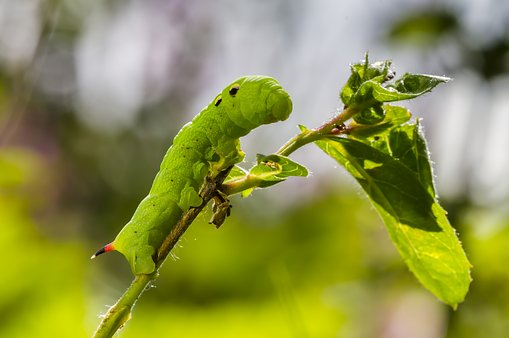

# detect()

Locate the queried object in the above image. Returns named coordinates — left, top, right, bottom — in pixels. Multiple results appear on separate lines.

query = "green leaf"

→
left=223, top=155, right=308, bottom=197
left=385, top=121, right=436, bottom=197
left=352, top=120, right=436, bottom=198
left=352, top=73, right=449, bottom=106
left=315, top=136, right=471, bottom=307
left=390, top=73, right=450, bottom=97
left=348, top=105, right=412, bottom=137
left=225, top=165, right=248, bottom=183
left=353, top=104, right=386, bottom=125
left=341, top=55, right=393, bottom=106
left=340, top=56, right=450, bottom=125
left=250, top=154, right=308, bottom=188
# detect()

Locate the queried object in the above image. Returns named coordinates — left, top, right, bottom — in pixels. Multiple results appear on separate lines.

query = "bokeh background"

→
left=0, top=0, right=507, bottom=337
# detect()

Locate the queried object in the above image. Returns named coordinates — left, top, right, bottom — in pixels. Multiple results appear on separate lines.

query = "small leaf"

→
left=223, top=156, right=308, bottom=197
left=224, top=165, right=248, bottom=183
left=353, top=104, right=385, bottom=125
left=298, top=124, right=309, bottom=133
left=240, top=188, right=255, bottom=198
left=390, top=73, right=450, bottom=97
left=354, top=73, right=449, bottom=105
left=251, top=154, right=308, bottom=188
left=348, top=105, right=412, bottom=138
left=315, top=136, right=471, bottom=307
left=340, top=56, right=450, bottom=116
left=341, top=55, right=393, bottom=106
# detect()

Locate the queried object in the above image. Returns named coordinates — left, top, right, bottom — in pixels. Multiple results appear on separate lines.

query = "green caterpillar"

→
left=92, top=76, right=292, bottom=275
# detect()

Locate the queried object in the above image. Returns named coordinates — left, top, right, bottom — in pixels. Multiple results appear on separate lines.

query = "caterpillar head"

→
left=214, top=75, right=292, bottom=132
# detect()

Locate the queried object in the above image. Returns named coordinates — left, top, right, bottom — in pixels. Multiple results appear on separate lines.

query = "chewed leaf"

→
left=255, top=154, right=308, bottom=177
left=222, top=155, right=308, bottom=197
left=315, top=136, right=471, bottom=307
left=250, top=154, right=308, bottom=188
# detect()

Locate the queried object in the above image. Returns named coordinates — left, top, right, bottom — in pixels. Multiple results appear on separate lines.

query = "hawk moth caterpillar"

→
left=92, top=75, right=292, bottom=275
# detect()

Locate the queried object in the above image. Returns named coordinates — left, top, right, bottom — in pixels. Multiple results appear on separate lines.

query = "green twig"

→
left=92, top=106, right=357, bottom=338
left=91, top=171, right=231, bottom=338
left=222, top=107, right=357, bottom=196
left=92, top=274, right=153, bottom=338
left=277, top=106, right=356, bottom=156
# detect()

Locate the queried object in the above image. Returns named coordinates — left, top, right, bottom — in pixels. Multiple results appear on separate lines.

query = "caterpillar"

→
left=91, top=76, right=292, bottom=275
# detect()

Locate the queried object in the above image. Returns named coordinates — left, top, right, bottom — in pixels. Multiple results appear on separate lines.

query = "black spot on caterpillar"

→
left=229, top=84, right=240, bottom=96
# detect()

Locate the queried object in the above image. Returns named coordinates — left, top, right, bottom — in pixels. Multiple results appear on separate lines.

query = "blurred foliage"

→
left=0, top=149, right=88, bottom=338
left=386, top=8, right=508, bottom=80
left=388, top=10, right=459, bottom=46
left=0, top=1, right=507, bottom=337
left=0, top=145, right=507, bottom=337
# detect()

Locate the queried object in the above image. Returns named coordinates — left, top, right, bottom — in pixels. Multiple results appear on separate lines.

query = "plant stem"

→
left=91, top=171, right=231, bottom=338
left=277, top=106, right=356, bottom=156
left=222, top=107, right=356, bottom=196
left=92, top=274, right=154, bottom=338
left=92, top=106, right=357, bottom=338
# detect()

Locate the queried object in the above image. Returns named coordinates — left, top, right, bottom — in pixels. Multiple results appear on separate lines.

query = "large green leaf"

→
left=384, top=122, right=436, bottom=197
left=352, top=120, right=436, bottom=197
left=315, top=136, right=471, bottom=307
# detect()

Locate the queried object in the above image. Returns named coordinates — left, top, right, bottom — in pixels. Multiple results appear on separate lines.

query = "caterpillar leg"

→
left=209, top=190, right=231, bottom=228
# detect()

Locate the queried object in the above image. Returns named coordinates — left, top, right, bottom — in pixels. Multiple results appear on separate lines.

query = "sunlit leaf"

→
left=340, top=56, right=450, bottom=129
left=386, top=122, right=436, bottom=197
left=352, top=73, right=450, bottom=106
left=315, top=136, right=471, bottom=307
left=223, top=155, right=308, bottom=197
left=390, top=73, right=450, bottom=97
left=225, top=165, right=248, bottom=183
left=251, top=154, right=308, bottom=188
left=341, top=56, right=393, bottom=105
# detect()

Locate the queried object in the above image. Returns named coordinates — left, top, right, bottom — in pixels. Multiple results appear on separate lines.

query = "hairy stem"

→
left=92, top=274, right=153, bottom=338
left=92, top=107, right=357, bottom=338
left=91, top=170, right=231, bottom=338
left=277, top=106, right=356, bottom=156
left=223, top=107, right=356, bottom=196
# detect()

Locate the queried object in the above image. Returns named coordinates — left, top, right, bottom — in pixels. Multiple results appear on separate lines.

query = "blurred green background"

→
left=0, top=1, right=507, bottom=337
